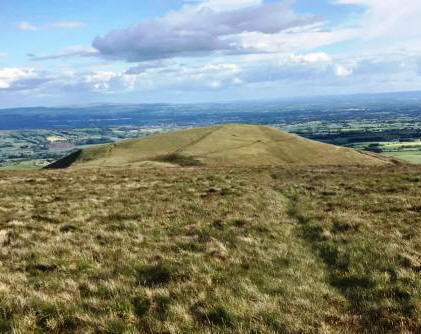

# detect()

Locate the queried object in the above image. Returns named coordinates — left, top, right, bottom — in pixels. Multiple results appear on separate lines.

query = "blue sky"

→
left=0, top=0, right=420, bottom=107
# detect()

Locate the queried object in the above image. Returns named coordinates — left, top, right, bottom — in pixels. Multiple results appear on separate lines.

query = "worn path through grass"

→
left=0, top=166, right=420, bottom=333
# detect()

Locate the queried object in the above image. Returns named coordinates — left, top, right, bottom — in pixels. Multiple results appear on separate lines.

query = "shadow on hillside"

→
left=43, top=150, right=82, bottom=169
left=153, top=153, right=203, bottom=167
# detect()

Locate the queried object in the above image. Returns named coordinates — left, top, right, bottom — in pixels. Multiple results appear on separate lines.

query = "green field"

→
left=382, top=150, right=421, bottom=164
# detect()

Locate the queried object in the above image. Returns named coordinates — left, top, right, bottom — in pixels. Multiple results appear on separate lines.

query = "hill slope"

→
left=1, top=165, right=421, bottom=332
left=47, top=125, right=391, bottom=168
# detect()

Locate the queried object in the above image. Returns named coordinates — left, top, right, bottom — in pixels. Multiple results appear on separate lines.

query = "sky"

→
left=0, top=0, right=420, bottom=107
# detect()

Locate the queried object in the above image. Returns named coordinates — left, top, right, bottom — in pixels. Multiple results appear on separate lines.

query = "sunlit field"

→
left=383, top=151, right=421, bottom=164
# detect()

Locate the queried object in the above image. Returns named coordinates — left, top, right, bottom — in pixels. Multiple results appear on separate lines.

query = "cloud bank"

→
left=3, top=52, right=420, bottom=97
left=92, top=1, right=322, bottom=62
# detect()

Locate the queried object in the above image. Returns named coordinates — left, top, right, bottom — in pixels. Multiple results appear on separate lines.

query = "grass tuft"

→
left=191, top=302, right=235, bottom=328
left=135, top=263, right=184, bottom=287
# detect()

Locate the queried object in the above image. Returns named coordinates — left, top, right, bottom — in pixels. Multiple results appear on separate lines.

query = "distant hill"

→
left=45, top=125, right=393, bottom=169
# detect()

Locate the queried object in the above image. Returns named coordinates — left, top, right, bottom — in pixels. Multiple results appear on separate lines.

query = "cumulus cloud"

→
left=4, top=0, right=421, bottom=105
left=88, top=0, right=421, bottom=73
left=0, top=66, right=138, bottom=95
left=0, top=68, right=51, bottom=90
left=120, top=62, right=244, bottom=92
left=92, top=1, right=322, bottom=62
left=120, top=52, right=421, bottom=93
left=2, top=50, right=421, bottom=103
left=119, top=52, right=342, bottom=92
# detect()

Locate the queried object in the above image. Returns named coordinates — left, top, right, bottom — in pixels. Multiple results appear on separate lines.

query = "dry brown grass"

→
left=0, top=164, right=421, bottom=333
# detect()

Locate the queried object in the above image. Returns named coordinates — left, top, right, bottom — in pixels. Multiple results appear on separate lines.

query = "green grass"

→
left=0, top=165, right=421, bottom=332
left=49, top=125, right=392, bottom=168
left=382, top=150, right=421, bottom=164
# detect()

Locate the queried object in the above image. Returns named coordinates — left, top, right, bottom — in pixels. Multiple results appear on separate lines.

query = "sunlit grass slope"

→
left=48, top=125, right=392, bottom=168
left=1, top=165, right=421, bottom=333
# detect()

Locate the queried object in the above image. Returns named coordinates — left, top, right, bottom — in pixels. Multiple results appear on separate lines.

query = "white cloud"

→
left=0, top=68, right=42, bottom=89
left=197, top=0, right=261, bottom=11
left=82, top=71, right=118, bottom=91
left=0, top=52, right=7, bottom=58
left=119, top=53, right=337, bottom=92
left=236, top=27, right=357, bottom=54
left=5, top=0, right=421, bottom=103
left=334, top=64, right=353, bottom=77
left=291, top=53, right=332, bottom=64
left=233, top=77, right=243, bottom=85
left=3, top=50, right=421, bottom=103
left=122, top=51, right=421, bottom=92
left=92, top=1, right=321, bottom=62
left=18, top=22, right=37, bottom=31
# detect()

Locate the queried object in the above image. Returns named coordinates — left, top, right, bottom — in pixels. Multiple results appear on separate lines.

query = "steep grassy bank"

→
left=0, top=165, right=420, bottom=333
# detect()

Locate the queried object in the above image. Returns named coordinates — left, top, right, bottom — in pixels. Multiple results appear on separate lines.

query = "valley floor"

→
left=0, top=165, right=421, bottom=333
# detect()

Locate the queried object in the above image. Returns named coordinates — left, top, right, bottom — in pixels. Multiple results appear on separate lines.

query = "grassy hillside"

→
left=1, top=165, right=421, bottom=333
left=47, top=125, right=392, bottom=168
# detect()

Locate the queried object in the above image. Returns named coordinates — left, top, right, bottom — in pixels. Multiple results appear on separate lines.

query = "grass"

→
left=0, top=164, right=421, bottom=332
left=382, top=150, right=421, bottom=164
left=51, top=125, right=391, bottom=168
left=384, top=142, right=421, bottom=148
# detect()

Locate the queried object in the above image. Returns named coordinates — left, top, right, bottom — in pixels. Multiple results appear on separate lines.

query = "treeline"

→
left=297, top=129, right=421, bottom=146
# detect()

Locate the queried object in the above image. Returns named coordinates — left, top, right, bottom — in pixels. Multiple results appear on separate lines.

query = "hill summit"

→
left=46, top=125, right=391, bottom=168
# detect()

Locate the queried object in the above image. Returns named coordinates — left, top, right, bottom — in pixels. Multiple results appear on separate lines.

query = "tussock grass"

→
left=0, top=165, right=420, bottom=332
